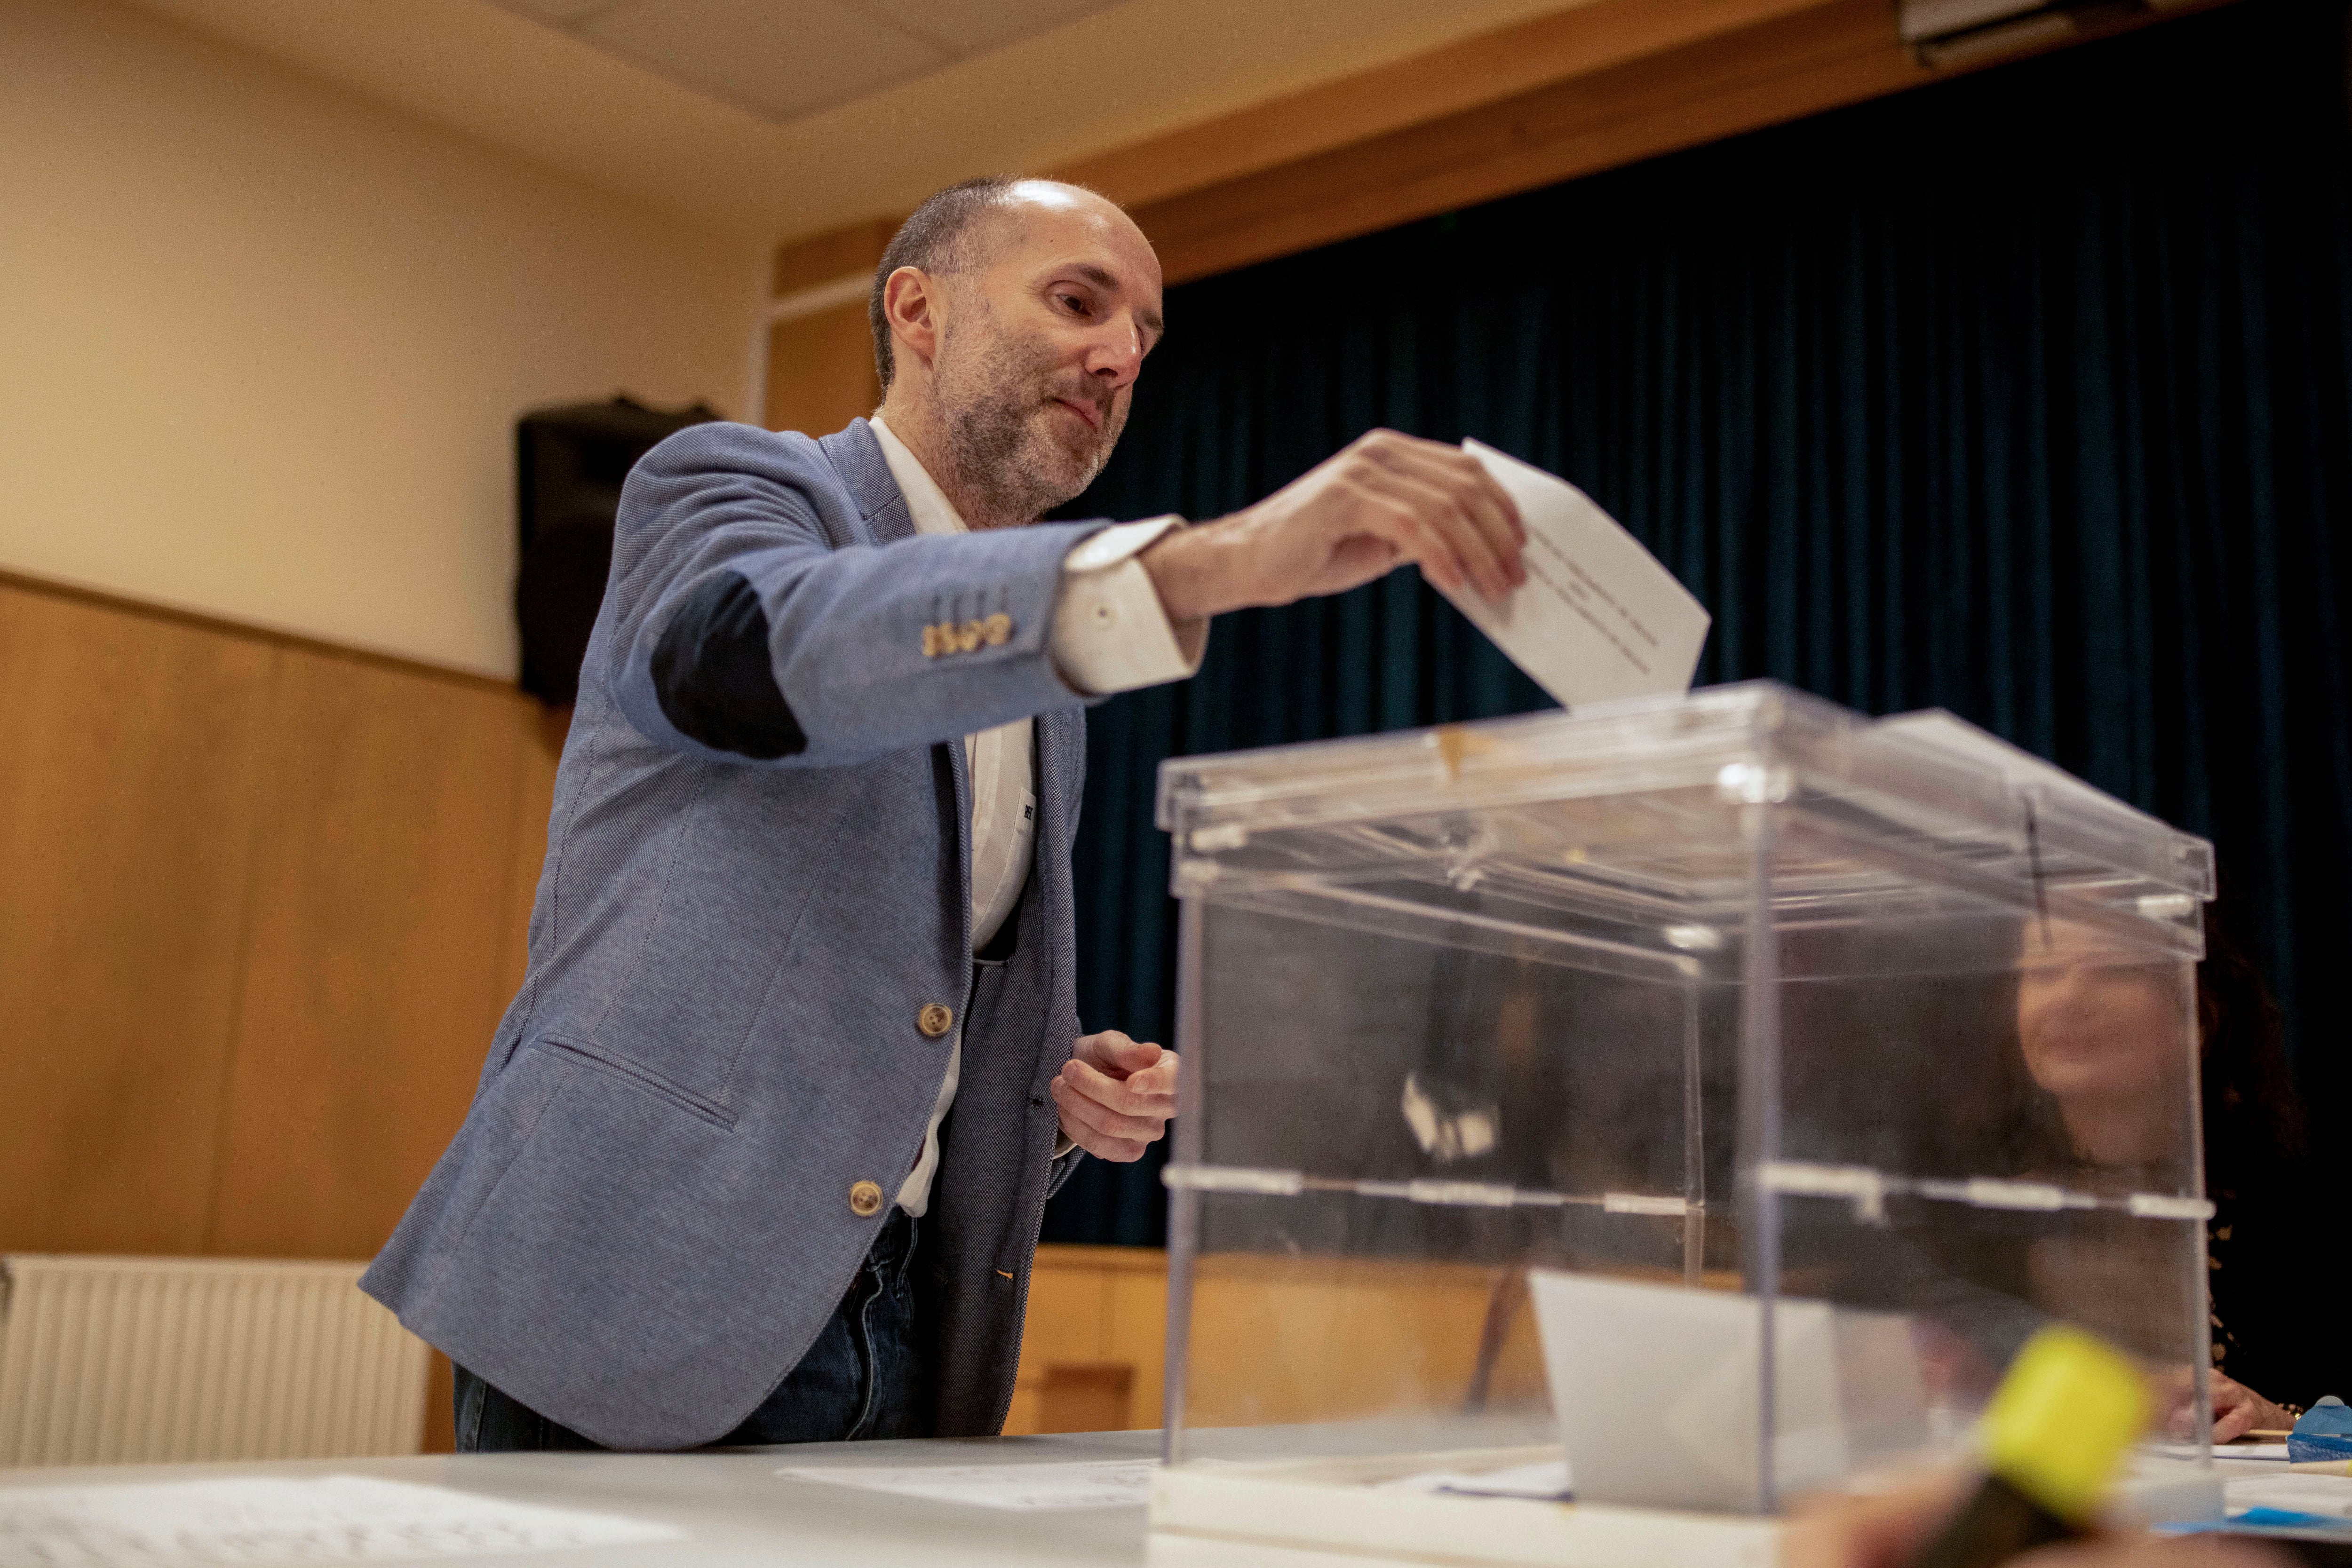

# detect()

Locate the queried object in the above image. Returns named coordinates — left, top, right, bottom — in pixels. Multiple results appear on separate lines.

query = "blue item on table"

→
left=2288, top=1397, right=2352, bottom=1463
left=2233, top=1509, right=2346, bottom=1530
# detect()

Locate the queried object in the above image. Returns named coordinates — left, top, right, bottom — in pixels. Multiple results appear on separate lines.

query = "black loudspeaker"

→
left=515, top=395, right=717, bottom=705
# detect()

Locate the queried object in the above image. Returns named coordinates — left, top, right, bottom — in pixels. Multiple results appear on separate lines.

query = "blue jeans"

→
left=453, top=1207, right=934, bottom=1451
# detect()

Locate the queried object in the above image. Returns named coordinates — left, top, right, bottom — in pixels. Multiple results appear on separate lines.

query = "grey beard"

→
left=937, top=326, right=1117, bottom=525
left=942, top=391, right=1073, bottom=526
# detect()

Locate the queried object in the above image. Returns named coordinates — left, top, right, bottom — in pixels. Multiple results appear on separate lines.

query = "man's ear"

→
left=882, top=266, right=943, bottom=376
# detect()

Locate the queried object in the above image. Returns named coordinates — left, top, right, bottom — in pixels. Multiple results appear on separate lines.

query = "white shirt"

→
left=869, top=417, right=1205, bottom=1213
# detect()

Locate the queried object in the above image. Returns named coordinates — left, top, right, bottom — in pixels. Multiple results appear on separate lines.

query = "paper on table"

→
left=1528, top=1269, right=1929, bottom=1515
left=775, top=1458, right=1155, bottom=1511
left=1448, top=441, right=1709, bottom=710
left=1379, top=1458, right=1572, bottom=1501
left=2152, top=1441, right=2291, bottom=1462
left=0, top=1474, right=682, bottom=1566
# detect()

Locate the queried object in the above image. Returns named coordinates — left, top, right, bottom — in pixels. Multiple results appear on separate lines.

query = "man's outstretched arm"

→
left=606, top=424, right=1112, bottom=768
left=1142, top=428, right=1526, bottom=620
left=608, top=423, right=1525, bottom=769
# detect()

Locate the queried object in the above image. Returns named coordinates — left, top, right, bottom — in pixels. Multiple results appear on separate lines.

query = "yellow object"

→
left=1978, top=1326, right=2152, bottom=1524
left=2286, top=1461, right=2352, bottom=1475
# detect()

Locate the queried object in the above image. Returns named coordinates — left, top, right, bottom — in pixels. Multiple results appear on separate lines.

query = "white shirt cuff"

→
left=1051, top=516, right=1208, bottom=696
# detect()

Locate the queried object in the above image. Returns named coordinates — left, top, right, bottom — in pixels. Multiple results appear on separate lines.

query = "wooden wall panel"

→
left=1105, top=1263, right=1169, bottom=1429
left=1057, top=0, right=1838, bottom=211
left=1183, top=1254, right=1549, bottom=1429
left=1128, top=0, right=1927, bottom=284
left=0, top=581, right=276, bottom=1254
left=1125, top=0, right=2235, bottom=284
left=1006, top=1244, right=1168, bottom=1435
left=773, top=218, right=894, bottom=299
left=764, top=302, right=880, bottom=439
left=203, top=649, right=538, bottom=1259
left=1001, top=1247, right=1559, bottom=1435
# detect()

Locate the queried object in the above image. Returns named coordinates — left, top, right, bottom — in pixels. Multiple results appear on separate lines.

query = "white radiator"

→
left=0, top=1255, right=430, bottom=1466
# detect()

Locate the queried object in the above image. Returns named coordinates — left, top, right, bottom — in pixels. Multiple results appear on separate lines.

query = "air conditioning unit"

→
left=1898, top=0, right=2203, bottom=69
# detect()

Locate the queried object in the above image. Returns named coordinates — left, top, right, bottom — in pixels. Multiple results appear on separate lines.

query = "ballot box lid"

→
left=1156, top=681, right=2211, bottom=957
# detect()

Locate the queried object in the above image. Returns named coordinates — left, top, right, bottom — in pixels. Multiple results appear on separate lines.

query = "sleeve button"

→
left=849, top=1180, right=884, bottom=1217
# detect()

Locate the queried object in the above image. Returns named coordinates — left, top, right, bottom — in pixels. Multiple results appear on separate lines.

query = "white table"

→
left=0, top=1429, right=1170, bottom=1566
left=2, top=1436, right=2332, bottom=1567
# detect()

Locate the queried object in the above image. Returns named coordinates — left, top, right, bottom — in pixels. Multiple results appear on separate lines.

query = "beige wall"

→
left=0, top=0, right=764, bottom=678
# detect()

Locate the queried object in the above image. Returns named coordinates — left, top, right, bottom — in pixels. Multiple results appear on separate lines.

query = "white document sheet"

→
left=1449, top=441, right=1710, bottom=710
left=774, top=1458, right=1155, bottom=1511
left=1527, top=1269, right=1928, bottom=1515
left=0, top=1474, right=682, bottom=1566
left=1380, top=1459, right=1572, bottom=1501
left=2153, top=1442, right=2290, bottom=1462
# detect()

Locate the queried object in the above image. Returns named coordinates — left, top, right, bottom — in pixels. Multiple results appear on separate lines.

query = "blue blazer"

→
left=363, top=419, right=1103, bottom=1449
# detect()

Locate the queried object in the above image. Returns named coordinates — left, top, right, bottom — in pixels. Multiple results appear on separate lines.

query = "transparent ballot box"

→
left=1148, top=683, right=2218, bottom=1566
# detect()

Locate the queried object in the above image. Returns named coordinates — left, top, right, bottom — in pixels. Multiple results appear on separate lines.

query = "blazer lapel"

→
left=817, top=417, right=914, bottom=545
left=1036, top=709, right=1085, bottom=860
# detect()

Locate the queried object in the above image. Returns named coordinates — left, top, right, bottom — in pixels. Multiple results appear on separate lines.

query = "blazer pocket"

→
left=530, top=1037, right=740, bottom=1132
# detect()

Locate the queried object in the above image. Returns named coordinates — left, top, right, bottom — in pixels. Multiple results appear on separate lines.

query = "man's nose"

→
left=1083, top=318, right=1146, bottom=389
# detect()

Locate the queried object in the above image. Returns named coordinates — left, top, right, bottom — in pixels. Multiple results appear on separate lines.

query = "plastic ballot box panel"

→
left=1149, top=682, right=2215, bottom=1558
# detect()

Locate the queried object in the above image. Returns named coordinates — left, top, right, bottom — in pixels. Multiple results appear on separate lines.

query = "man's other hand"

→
left=1140, top=429, right=1527, bottom=621
left=1052, top=1030, right=1177, bottom=1163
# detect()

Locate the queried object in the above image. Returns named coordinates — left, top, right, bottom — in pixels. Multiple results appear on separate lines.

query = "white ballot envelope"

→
left=1529, top=1269, right=1929, bottom=1514
left=1447, top=440, right=1710, bottom=709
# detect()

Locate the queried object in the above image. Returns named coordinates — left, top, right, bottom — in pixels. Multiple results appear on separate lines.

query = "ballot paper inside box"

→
left=1147, top=681, right=2221, bottom=1566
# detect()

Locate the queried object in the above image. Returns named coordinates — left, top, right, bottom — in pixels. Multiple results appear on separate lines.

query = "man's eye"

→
left=1056, top=293, right=1089, bottom=315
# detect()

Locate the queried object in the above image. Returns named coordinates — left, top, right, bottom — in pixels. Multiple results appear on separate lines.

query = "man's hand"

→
left=1051, top=1030, right=1177, bottom=1163
left=1140, top=429, right=1526, bottom=622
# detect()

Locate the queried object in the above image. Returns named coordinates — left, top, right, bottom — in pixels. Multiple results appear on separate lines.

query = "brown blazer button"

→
left=848, top=1180, right=884, bottom=1217
left=917, top=1003, right=954, bottom=1038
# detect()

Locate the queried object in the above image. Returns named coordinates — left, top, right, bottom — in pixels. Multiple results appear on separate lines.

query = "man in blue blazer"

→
left=363, top=176, right=1526, bottom=1451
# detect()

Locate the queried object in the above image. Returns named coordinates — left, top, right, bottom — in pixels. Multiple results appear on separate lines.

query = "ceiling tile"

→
left=842, top=0, right=1122, bottom=56
left=584, top=0, right=951, bottom=122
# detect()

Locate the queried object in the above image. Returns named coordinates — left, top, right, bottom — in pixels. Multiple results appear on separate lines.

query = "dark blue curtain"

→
left=1043, top=0, right=2352, bottom=1246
